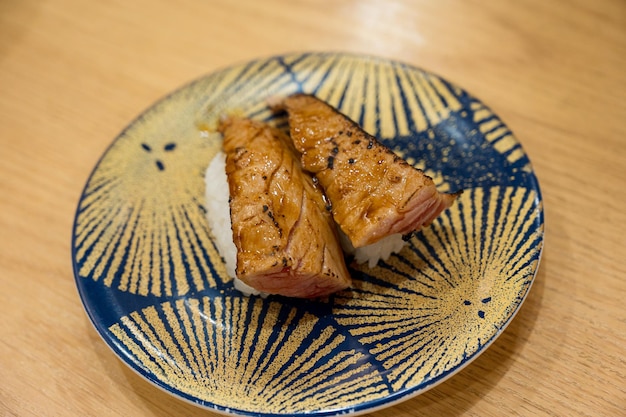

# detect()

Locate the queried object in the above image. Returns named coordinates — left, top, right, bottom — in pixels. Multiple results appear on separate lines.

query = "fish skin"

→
left=277, top=93, right=460, bottom=248
left=219, top=116, right=351, bottom=298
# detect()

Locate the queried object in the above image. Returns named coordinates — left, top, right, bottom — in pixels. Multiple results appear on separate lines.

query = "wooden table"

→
left=1, top=0, right=625, bottom=415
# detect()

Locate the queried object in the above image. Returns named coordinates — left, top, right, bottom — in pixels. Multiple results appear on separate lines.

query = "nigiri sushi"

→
left=276, top=94, right=460, bottom=265
left=206, top=116, right=351, bottom=298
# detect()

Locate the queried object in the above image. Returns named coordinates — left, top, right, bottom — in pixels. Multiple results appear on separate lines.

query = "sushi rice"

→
left=339, top=230, right=407, bottom=268
left=204, top=152, right=263, bottom=296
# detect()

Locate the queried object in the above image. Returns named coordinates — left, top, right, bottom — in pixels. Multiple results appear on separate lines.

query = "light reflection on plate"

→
left=72, top=52, right=544, bottom=416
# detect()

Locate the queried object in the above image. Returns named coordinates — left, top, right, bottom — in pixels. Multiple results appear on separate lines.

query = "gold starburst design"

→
left=333, top=186, right=543, bottom=391
left=110, top=296, right=390, bottom=413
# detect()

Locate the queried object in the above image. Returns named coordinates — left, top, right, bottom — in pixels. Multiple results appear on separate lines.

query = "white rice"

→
left=204, top=151, right=262, bottom=297
left=339, top=230, right=408, bottom=268
left=204, top=151, right=408, bottom=297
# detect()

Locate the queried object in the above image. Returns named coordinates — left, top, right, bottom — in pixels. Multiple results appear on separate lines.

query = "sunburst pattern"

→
left=109, top=296, right=389, bottom=414
left=280, top=53, right=463, bottom=138
left=73, top=102, right=227, bottom=296
left=333, top=186, right=543, bottom=391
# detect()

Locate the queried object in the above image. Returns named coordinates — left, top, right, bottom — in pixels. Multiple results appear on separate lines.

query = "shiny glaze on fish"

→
left=219, top=116, right=351, bottom=298
left=278, top=94, right=460, bottom=248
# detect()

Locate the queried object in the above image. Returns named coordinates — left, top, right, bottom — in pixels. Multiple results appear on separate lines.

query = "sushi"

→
left=205, top=95, right=459, bottom=297
left=276, top=94, right=460, bottom=265
left=207, top=116, right=351, bottom=298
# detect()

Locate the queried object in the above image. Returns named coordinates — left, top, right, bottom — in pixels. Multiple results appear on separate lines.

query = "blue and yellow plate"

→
left=72, top=52, right=544, bottom=416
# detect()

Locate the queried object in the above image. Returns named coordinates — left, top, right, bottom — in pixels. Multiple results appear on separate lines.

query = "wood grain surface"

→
left=1, top=0, right=625, bottom=416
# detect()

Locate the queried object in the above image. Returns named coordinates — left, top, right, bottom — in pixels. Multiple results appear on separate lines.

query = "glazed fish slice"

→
left=278, top=93, right=460, bottom=248
left=219, top=116, right=351, bottom=298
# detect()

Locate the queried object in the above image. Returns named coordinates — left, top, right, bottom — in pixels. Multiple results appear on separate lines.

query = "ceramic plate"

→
left=72, top=52, right=544, bottom=416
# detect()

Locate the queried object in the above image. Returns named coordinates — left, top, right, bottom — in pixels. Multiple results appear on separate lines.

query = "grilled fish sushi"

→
left=277, top=93, right=460, bottom=248
left=219, top=116, right=351, bottom=298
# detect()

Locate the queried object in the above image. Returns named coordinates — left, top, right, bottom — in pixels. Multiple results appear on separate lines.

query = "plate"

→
left=72, top=52, right=544, bottom=416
